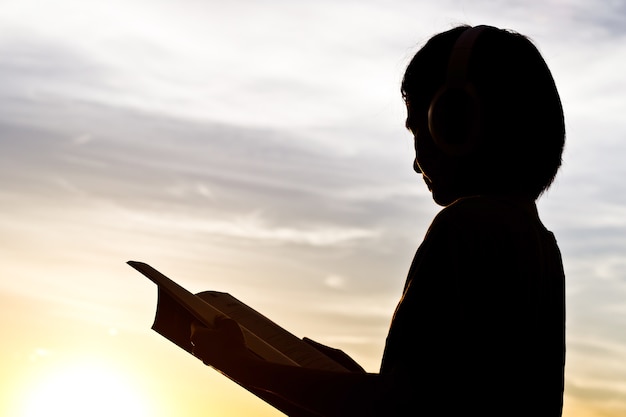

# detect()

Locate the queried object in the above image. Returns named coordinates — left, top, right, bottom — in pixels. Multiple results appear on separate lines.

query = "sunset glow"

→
left=8, top=358, right=156, bottom=417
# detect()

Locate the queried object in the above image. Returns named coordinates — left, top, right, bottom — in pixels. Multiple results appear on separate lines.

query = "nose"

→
left=413, top=158, right=422, bottom=173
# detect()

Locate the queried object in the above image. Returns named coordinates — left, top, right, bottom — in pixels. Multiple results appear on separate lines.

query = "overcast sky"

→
left=1, top=1, right=625, bottom=416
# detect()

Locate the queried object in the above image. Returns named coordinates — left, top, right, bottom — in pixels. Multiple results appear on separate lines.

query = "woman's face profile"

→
left=407, top=105, right=472, bottom=207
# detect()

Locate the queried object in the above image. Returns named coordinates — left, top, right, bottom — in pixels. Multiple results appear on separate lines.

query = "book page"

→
left=196, top=291, right=348, bottom=372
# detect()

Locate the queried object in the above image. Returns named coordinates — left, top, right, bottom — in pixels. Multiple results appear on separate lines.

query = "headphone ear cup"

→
left=428, top=84, right=482, bottom=156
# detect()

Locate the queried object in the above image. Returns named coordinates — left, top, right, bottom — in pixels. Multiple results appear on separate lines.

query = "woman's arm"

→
left=190, top=319, right=384, bottom=417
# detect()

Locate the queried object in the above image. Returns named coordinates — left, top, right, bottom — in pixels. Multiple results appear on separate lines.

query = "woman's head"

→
left=402, top=25, right=565, bottom=203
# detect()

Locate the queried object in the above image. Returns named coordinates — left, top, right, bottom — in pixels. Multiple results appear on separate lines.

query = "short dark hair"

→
left=402, top=25, right=565, bottom=199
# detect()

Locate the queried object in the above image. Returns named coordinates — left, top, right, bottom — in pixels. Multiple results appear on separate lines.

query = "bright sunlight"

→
left=16, top=361, right=152, bottom=417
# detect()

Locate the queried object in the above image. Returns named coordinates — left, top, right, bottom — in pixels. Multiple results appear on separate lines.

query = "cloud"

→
left=72, top=133, right=94, bottom=146
left=324, top=274, right=347, bottom=290
left=119, top=207, right=380, bottom=247
left=0, top=89, right=422, bottom=236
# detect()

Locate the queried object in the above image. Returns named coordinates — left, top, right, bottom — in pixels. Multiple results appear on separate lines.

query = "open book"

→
left=128, top=261, right=349, bottom=415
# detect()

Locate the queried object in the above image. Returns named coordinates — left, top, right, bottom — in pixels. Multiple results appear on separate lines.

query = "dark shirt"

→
left=380, top=195, right=565, bottom=416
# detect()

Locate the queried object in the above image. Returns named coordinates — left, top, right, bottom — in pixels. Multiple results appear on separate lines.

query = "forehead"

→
left=403, top=100, right=426, bottom=131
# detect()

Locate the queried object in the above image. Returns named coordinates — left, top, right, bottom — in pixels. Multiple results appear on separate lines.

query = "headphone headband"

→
left=446, top=25, right=488, bottom=87
left=427, top=25, right=488, bottom=156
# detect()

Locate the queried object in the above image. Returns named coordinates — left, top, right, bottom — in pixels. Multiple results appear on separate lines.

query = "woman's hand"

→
left=190, top=317, right=252, bottom=380
left=191, top=319, right=379, bottom=417
left=303, top=337, right=366, bottom=373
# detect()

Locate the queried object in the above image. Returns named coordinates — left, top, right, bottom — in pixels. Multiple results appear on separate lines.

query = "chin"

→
left=432, top=195, right=453, bottom=207
left=423, top=177, right=454, bottom=206
left=431, top=189, right=461, bottom=207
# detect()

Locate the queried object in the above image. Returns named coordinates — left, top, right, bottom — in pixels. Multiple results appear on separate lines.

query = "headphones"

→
left=428, top=25, right=488, bottom=156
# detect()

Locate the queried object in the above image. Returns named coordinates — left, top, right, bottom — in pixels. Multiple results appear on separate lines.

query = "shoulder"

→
left=421, top=195, right=551, bottom=266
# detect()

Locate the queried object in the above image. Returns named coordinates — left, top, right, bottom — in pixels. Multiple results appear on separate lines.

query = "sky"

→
left=0, top=0, right=625, bottom=416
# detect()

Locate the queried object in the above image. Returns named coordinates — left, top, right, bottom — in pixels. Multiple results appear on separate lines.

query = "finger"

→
left=190, top=329, right=214, bottom=365
left=215, top=317, right=238, bottom=331
left=216, top=318, right=246, bottom=346
left=190, top=320, right=205, bottom=336
left=213, top=315, right=233, bottom=328
left=190, top=321, right=211, bottom=347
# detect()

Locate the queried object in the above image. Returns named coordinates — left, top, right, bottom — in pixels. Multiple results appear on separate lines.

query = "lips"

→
left=423, top=175, right=433, bottom=191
